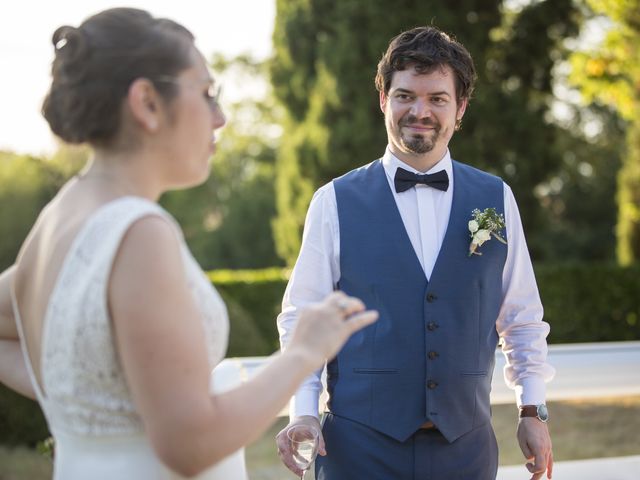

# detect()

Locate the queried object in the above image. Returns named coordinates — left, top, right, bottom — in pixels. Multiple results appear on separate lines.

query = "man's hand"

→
left=276, top=415, right=325, bottom=477
left=517, top=417, right=553, bottom=479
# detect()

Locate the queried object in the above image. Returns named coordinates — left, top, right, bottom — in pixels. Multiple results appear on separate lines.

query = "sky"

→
left=0, top=0, right=275, bottom=156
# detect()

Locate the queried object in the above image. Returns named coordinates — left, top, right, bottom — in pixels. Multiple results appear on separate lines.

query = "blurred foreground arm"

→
left=0, top=265, right=36, bottom=399
left=110, top=216, right=377, bottom=477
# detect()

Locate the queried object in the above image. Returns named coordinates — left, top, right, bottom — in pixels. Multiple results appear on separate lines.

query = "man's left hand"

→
left=517, top=417, right=553, bottom=479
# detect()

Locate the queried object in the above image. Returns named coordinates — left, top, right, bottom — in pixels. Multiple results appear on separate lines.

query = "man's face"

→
left=380, top=65, right=467, bottom=165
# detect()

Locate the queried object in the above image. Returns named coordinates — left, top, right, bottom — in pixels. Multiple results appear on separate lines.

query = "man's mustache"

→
left=400, top=115, right=440, bottom=129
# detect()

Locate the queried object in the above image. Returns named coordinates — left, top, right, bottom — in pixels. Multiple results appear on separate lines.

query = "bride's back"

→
left=12, top=188, right=186, bottom=438
left=13, top=182, right=111, bottom=393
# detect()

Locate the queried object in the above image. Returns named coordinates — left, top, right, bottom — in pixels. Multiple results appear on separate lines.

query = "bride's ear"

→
left=127, top=78, right=162, bottom=132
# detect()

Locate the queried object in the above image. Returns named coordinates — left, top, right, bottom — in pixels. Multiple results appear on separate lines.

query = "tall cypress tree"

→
left=271, top=0, right=582, bottom=265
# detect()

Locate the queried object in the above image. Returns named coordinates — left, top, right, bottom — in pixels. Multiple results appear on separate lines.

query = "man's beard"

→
left=399, top=115, right=441, bottom=154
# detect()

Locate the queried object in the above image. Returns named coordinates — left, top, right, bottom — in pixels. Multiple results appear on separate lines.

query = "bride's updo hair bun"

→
left=52, top=25, right=89, bottom=64
left=42, top=8, right=195, bottom=147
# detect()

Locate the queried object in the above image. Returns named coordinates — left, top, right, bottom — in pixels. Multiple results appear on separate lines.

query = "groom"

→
left=276, top=26, right=555, bottom=479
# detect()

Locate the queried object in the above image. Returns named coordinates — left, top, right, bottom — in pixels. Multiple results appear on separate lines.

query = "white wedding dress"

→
left=12, top=197, right=248, bottom=479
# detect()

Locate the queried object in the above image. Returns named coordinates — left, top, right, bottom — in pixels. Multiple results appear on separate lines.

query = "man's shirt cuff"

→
left=289, top=388, right=321, bottom=419
left=514, top=376, right=547, bottom=407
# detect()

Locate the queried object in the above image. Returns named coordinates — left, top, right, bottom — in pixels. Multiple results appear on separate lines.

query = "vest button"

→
left=427, top=380, right=438, bottom=389
left=427, top=322, right=439, bottom=331
left=428, top=351, right=439, bottom=360
left=426, top=293, right=437, bottom=303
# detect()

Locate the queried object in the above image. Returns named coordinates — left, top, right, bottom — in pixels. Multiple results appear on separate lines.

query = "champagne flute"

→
left=286, top=424, right=320, bottom=479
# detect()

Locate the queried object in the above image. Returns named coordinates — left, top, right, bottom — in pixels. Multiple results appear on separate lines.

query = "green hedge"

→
left=2, top=262, right=638, bottom=447
left=536, top=262, right=640, bottom=343
left=209, top=268, right=290, bottom=355
left=0, top=386, right=48, bottom=447
left=212, top=263, right=640, bottom=350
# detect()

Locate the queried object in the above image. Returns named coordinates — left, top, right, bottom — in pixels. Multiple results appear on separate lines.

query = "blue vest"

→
left=329, top=159, right=507, bottom=443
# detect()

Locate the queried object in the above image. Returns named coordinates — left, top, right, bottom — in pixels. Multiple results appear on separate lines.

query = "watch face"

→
left=537, top=404, right=549, bottom=422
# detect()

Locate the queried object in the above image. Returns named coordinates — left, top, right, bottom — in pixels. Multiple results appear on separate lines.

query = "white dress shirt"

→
left=277, top=147, right=555, bottom=419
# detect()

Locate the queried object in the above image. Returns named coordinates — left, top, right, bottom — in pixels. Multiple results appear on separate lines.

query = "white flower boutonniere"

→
left=468, top=208, right=507, bottom=256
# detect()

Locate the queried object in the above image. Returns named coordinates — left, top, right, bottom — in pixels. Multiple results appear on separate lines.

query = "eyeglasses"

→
left=152, top=75, right=222, bottom=111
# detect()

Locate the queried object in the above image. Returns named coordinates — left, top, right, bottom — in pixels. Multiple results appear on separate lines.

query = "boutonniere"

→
left=468, top=208, right=507, bottom=256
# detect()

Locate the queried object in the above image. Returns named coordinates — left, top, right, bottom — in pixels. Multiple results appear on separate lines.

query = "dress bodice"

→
left=14, top=197, right=243, bottom=479
left=37, top=197, right=229, bottom=435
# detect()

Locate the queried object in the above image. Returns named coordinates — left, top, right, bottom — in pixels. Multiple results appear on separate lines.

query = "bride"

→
left=0, top=8, right=377, bottom=479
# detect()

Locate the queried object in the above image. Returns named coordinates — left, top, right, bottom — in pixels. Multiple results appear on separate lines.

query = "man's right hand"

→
left=276, top=415, right=325, bottom=477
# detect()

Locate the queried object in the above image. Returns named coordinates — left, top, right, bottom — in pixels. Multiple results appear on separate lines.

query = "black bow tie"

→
left=394, top=167, right=449, bottom=193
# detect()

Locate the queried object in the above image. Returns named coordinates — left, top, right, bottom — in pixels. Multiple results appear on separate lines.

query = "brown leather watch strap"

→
left=519, top=405, right=538, bottom=418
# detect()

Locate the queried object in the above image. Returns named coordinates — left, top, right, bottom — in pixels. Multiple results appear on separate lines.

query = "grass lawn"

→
left=2, top=396, right=639, bottom=479
left=0, top=445, right=52, bottom=480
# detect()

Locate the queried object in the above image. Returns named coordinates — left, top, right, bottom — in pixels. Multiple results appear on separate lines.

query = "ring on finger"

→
left=337, top=299, right=349, bottom=312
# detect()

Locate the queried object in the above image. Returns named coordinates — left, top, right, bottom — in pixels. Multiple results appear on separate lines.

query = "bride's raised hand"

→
left=287, top=291, right=378, bottom=369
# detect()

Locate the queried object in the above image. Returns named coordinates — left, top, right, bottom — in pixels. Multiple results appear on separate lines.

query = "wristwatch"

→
left=519, top=404, right=549, bottom=423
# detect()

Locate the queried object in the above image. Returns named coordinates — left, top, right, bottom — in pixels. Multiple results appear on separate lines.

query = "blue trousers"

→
left=315, top=413, right=498, bottom=480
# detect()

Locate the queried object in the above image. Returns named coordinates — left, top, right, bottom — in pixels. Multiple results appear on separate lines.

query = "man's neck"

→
left=389, top=146, right=448, bottom=173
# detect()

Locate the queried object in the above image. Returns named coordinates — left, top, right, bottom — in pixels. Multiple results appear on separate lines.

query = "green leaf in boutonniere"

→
left=468, top=208, right=507, bottom=256
left=37, top=436, right=55, bottom=460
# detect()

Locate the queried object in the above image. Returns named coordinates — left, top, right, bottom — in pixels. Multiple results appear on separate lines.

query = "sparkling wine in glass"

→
left=287, top=424, right=320, bottom=479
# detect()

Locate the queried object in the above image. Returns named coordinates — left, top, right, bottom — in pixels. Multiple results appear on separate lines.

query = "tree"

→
left=528, top=105, right=623, bottom=261
left=570, top=0, right=640, bottom=265
left=270, top=0, right=585, bottom=265
left=458, top=0, right=584, bottom=256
